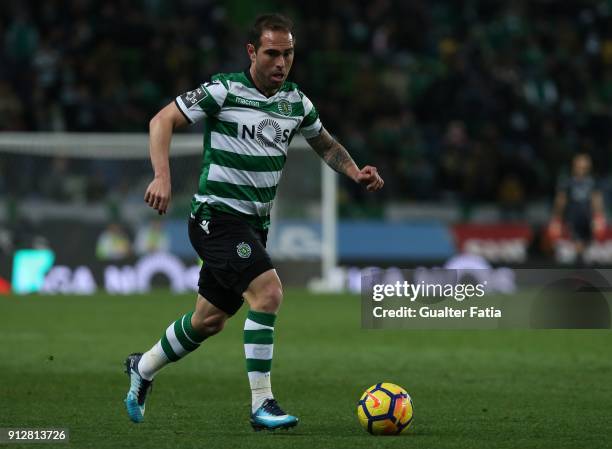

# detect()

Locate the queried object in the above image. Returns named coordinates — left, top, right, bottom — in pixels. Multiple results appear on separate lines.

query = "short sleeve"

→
left=175, top=79, right=229, bottom=124
left=299, top=93, right=323, bottom=138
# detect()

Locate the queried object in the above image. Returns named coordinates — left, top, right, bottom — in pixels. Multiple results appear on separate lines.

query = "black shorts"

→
left=567, top=214, right=592, bottom=242
left=187, top=211, right=274, bottom=315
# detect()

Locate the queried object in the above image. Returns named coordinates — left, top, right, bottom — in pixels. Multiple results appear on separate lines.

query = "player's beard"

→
left=253, top=63, right=288, bottom=95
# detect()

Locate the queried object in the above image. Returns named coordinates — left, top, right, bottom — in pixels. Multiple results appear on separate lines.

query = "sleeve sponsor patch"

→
left=180, top=87, right=208, bottom=108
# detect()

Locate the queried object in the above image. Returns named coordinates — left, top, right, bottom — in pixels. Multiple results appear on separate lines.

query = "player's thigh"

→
left=195, top=264, right=246, bottom=316
left=188, top=212, right=274, bottom=313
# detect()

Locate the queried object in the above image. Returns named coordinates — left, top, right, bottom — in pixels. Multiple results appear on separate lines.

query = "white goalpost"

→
left=0, top=132, right=339, bottom=289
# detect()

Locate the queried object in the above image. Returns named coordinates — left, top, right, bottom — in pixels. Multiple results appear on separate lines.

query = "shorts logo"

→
left=237, top=242, right=252, bottom=258
left=199, top=220, right=210, bottom=235
left=277, top=100, right=292, bottom=116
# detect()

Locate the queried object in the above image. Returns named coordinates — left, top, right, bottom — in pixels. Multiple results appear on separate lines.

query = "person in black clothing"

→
left=548, top=153, right=606, bottom=261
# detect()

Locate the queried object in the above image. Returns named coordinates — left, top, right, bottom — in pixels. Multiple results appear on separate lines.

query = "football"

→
left=357, top=382, right=413, bottom=435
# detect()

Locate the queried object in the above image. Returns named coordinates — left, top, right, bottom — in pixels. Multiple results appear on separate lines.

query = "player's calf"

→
left=191, top=308, right=227, bottom=337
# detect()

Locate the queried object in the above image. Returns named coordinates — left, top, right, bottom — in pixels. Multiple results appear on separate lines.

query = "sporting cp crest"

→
left=236, top=242, right=252, bottom=258
left=277, top=99, right=292, bottom=116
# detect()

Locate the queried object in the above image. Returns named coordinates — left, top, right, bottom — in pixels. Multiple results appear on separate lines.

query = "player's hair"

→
left=248, top=13, right=294, bottom=49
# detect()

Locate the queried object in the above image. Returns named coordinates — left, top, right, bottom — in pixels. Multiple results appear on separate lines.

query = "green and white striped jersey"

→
left=175, top=70, right=322, bottom=230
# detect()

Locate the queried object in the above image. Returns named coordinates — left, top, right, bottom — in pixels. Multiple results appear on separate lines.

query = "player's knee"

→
left=254, top=284, right=283, bottom=313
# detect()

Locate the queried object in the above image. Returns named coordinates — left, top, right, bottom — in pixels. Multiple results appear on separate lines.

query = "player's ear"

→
left=247, top=43, right=256, bottom=63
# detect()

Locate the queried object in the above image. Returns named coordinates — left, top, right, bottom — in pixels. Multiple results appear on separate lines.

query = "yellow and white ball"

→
left=357, top=382, right=413, bottom=435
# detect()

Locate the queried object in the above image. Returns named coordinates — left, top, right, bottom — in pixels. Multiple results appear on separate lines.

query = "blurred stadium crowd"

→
left=2, top=0, right=612, bottom=212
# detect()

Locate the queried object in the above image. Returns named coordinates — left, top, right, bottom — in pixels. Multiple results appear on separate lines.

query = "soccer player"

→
left=548, top=153, right=606, bottom=262
left=124, top=14, right=384, bottom=430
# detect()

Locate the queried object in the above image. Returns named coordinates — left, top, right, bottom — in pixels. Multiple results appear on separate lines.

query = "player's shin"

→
left=139, top=311, right=207, bottom=380
left=244, top=310, right=276, bottom=412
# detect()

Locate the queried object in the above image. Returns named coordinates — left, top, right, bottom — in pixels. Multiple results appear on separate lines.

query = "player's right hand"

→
left=144, top=176, right=171, bottom=215
left=547, top=217, right=562, bottom=241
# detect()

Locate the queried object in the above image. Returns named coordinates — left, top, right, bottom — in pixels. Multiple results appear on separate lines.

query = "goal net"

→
left=0, top=132, right=337, bottom=294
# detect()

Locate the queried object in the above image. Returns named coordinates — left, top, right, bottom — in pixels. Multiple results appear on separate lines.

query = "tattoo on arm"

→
left=307, top=128, right=357, bottom=177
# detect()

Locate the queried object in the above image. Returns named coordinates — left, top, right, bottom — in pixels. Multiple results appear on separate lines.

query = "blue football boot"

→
left=250, top=399, right=298, bottom=431
left=124, top=353, right=153, bottom=423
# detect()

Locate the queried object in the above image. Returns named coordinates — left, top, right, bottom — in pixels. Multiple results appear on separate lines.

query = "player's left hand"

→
left=356, top=165, right=384, bottom=192
left=592, top=213, right=607, bottom=241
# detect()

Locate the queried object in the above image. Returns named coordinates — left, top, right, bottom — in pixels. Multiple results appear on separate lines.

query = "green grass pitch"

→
left=1, top=290, right=611, bottom=449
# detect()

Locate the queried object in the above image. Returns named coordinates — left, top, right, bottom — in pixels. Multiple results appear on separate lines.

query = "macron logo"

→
left=235, top=96, right=260, bottom=107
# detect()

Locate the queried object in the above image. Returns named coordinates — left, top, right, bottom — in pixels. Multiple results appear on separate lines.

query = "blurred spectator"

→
left=134, top=220, right=170, bottom=255
left=439, top=120, right=470, bottom=197
left=497, top=174, right=526, bottom=220
left=0, top=158, right=5, bottom=195
left=0, top=226, right=13, bottom=256
left=39, top=157, right=72, bottom=202
left=1, top=1, right=612, bottom=208
left=548, top=153, right=606, bottom=262
left=0, top=80, right=25, bottom=129
left=4, top=9, right=38, bottom=64
left=96, top=222, right=132, bottom=261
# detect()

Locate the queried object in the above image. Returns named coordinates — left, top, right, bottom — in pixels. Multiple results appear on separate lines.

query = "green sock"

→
left=139, top=312, right=206, bottom=380
left=159, top=312, right=207, bottom=361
